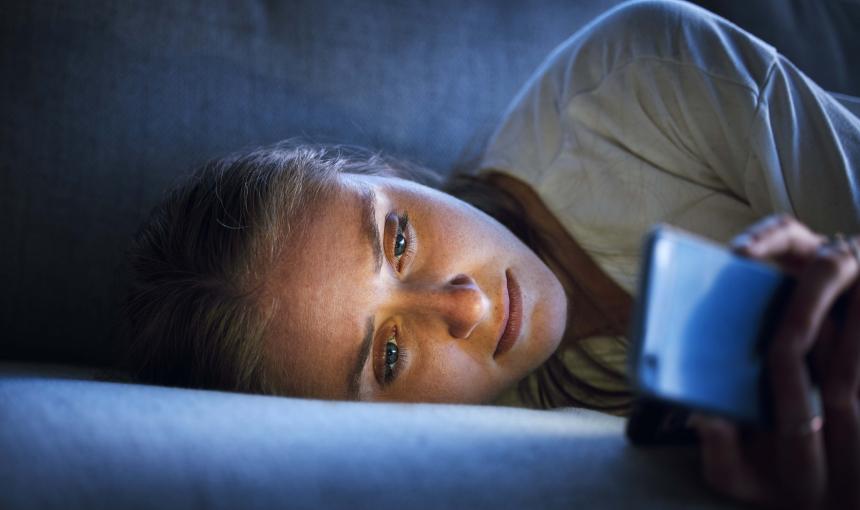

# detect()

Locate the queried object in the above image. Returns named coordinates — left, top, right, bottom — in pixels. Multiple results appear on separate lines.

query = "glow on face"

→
left=260, top=174, right=568, bottom=403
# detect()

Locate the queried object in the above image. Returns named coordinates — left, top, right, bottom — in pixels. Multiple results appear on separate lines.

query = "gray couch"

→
left=2, top=1, right=858, bottom=508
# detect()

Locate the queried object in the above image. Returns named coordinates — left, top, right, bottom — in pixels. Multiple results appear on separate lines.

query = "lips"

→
left=494, top=269, right=523, bottom=358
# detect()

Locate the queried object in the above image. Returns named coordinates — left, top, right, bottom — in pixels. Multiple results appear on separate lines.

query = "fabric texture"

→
left=480, top=0, right=860, bottom=408
left=0, top=363, right=733, bottom=510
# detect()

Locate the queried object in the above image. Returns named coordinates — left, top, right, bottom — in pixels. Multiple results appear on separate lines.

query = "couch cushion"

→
left=0, top=368, right=733, bottom=509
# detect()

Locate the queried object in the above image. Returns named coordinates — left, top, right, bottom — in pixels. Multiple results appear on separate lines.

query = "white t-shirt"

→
left=479, top=1, right=860, bottom=408
left=481, top=0, right=860, bottom=295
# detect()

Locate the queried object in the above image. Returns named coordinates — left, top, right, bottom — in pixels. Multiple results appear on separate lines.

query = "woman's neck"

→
left=485, top=172, right=633, bottom=347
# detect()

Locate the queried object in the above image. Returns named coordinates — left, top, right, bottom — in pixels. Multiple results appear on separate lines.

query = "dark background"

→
left=2, top=0, right=858, bottom=368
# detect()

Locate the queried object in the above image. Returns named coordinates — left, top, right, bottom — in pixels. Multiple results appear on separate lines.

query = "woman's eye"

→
left=378, top=325, right=407, bottom=387
left=389, top=212, right=414, bottom=272
left=383, top=338, right=399, bottom=383
left=394, top=231, right=406, bottom=257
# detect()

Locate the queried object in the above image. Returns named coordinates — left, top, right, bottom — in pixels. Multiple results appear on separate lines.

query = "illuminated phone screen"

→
left=629, top=225, right=791, bottom=426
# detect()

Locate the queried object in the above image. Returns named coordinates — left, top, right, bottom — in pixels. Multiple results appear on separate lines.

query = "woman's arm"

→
left=482, top=1, right=860, bottom=235
left=692, top=214, right=860, bottom=509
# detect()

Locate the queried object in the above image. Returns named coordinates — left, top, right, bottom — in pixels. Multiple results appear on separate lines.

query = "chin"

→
left=528, top=324, right=565, bottom=371
left=530, top=269, right=568, bottom=361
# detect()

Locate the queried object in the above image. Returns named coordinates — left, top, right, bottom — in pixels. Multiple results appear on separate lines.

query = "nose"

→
left=404, top=273, right=490, bottom=339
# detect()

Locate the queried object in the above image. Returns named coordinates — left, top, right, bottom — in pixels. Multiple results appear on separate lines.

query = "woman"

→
left=120, top=0, right=859, bottom=507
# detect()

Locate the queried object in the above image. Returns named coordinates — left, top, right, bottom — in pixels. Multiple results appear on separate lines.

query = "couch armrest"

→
left=0, top=372, right=733, bottom=510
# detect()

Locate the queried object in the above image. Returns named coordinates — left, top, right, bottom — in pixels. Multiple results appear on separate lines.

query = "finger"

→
left=766, top=244, right=858, bottom=504
left=826, top=274, right=860, bottom=397
left=730, top=214, right=790, bottom=251
left=770, top=242, right=860, bottom=394
left=690, top=415, right=766, bottom=504
left=731, top=214, right=824, bottom=263
left=807, top=315, right=839, bottom=387
left=823, top=279, right=860, bottom=508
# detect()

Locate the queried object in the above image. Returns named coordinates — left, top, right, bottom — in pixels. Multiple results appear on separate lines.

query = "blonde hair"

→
left=119, top=141, right=437, bottom=392
left=121, top=140, right=630, bottom=414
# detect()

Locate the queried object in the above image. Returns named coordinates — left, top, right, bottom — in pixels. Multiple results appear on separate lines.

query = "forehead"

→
left=261, top=177, right=374, bottom=398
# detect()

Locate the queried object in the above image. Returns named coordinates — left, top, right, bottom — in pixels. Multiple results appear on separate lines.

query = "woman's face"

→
left=261, top=173, right=567, bottom=403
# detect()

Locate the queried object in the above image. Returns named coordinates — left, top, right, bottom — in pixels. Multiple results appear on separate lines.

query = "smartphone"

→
left=625, top=225, right=794, bottom=444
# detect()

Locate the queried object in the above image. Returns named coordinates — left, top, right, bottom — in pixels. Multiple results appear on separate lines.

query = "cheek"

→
left=403, top=344, right=499, bottom=404
left=412, top=191, right=504, bottom=249
left=448, top=208, right=508, bottom=252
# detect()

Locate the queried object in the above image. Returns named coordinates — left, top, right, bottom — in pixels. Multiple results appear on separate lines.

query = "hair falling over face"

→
left=121, top=140, right=633, bottom=413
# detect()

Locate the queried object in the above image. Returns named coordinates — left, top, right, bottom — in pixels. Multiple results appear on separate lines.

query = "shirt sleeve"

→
left=481, top=0, right=860, bottom=234
left=745, top=56, right=860, bottom=233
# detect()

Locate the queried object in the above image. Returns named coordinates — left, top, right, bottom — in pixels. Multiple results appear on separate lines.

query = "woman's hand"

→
left=690, top=214, right=860, bottom=509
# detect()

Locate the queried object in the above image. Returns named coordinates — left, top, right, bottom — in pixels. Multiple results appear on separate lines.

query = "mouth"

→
left=494, top=269, right=523, bottom=358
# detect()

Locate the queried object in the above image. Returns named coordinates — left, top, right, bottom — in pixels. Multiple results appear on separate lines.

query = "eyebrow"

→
left=347, top=317, right=375, bottom=399
left=358, top=184, right=383, bottom=274
left=346, top=184, right=383, bottom=399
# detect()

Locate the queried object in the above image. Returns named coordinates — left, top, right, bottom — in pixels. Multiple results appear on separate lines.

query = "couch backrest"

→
left=2, top=0, right=858, bottom=367
left=0, top=364, right=734, bottom=510
left=0, top=0, right=626, bottom=366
